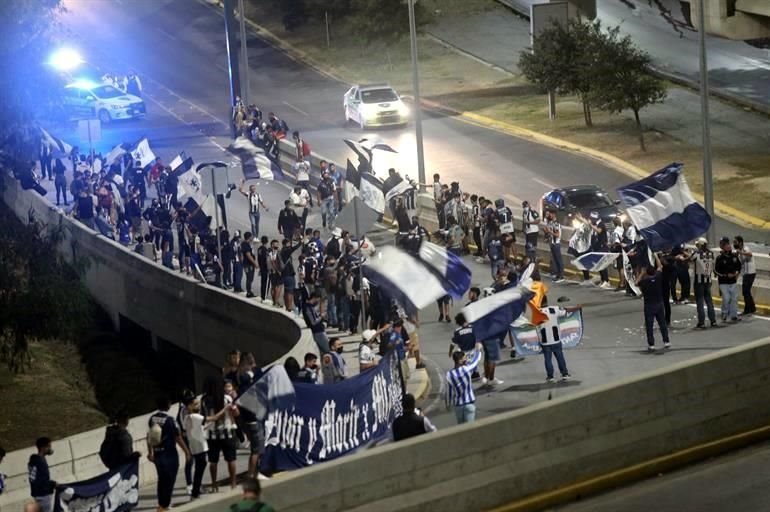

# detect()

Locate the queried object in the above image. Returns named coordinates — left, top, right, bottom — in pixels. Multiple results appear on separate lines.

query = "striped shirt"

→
left=445, top=349, right=483, bottom=407
left=539, top=307, right=568, bottom=345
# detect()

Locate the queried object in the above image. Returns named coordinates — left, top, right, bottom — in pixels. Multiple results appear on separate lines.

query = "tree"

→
left=591, top=29, right=667, bottom=151
left=0, top=189, right=92, bottom=373
left=519, top=18, right=609, bottom=127
left=0, top=0, right=64, bottom=121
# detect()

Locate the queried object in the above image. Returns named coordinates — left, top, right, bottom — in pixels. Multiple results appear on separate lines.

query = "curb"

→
left=486, top=424, right=770, bottom=512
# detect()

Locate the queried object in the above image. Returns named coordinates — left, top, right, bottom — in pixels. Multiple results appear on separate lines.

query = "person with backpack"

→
left=229, top=477, right=274, bottom=512
left=147, top=396, right=190, bottom=512
left=100, top=410, right=140, bottom=471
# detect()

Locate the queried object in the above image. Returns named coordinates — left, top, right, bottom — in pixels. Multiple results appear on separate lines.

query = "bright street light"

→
left=48, top=48, right=84, bottom=72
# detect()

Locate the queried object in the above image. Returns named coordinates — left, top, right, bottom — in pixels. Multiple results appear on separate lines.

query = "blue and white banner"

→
left=571, top=252, right=619, bottom=272
left=384, top=179, right=413, bottom=204
left=53, top=460, right=139, bottom=512
left=227, top=136, right=282, bottom=180
left=105, top=143, right=128, bottom=166
left=568, top=222, right=592, bottom=255
left=360, top=172, right=386, bottom=214
left=510, top=309, right=584, bottom=356
left=462, top=284, right=534, bottom=342
left=363, top=241, right=471, bottom=312
left=236, top=365, right=297, bottom=422
left=259, top=351, right=403, bottom=474
left=617, top=163, right=711, bottom=251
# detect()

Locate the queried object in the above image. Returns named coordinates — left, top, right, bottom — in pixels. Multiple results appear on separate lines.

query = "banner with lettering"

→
left=53, top=460, right=139, bottom=512
left=260, top=350, right=404, bottom=474
left=510, top=309, right=584, bottom=356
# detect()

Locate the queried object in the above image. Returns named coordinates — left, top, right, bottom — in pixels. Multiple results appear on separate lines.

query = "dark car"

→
left=540, top=185, right=626, bottom=226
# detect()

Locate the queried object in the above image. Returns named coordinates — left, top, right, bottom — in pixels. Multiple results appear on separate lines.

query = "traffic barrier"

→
left=181, top=335, right=770, bottom=512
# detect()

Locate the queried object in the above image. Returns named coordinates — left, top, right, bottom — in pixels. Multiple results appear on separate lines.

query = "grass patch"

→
left=0, top=340, right=107, bottom=450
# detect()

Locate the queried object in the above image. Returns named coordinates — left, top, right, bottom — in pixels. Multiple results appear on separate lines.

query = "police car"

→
left=61, top=80, right=146, bottom=123
left=343, top=84, right=409, bottom=129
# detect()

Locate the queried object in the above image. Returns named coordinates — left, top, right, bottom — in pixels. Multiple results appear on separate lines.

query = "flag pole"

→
left=354, top=197, right=367, bottom=333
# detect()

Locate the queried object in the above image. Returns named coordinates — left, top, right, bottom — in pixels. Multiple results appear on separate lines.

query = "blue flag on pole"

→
left=617, top=163, right=711, bottom=251
left=53, top=460, right=139, bottom=512
left=461, top=284, right=534, bottom=342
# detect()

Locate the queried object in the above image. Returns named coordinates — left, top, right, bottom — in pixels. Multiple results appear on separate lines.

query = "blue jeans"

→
left=644, top=302, right=669, bottom=346
left=694, top=281, right=716, bottom=325
left=313, top=331, right=330, bottom=353
left=549, top=243, right=564, bottom=279
left=233, top=261, right=243, bottom=291
left=338, top=296, right=351, bottom=331
left=454, top=403, right=476, bottom=424
left=490, top=259, right=505, bottom=280
left=321, top=197, right=336, bottom=227
left=249, top=212, right=260, bottom=238
left=327, top=294, right=338, bottom=326
left=542, top=343, right=568, bottom=378
left=719, top=283, right=738, bottom=319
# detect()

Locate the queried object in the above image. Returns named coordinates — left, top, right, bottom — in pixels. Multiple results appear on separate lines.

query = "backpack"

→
left=147, top=422, right=163, bottom=448
left=99, top=428, right=122, bottom=469
left=301, top=140, right=311, bottom=157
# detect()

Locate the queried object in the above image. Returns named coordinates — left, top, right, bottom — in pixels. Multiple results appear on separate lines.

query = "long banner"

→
left=510, top=310, right=584, bottom=356
left=261, top=350, right=403, bottom=474
left=54, top=460, right=139, bottom=512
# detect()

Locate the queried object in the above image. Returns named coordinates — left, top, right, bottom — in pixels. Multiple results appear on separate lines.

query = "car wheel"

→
left=98, top=109, right=111, bottom=123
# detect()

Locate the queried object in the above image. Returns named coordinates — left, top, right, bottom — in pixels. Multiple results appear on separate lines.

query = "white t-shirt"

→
left=359, top=343, right=376, bottom=366
left=741, top=248, right=756, bottom=275
left=184, top=413, right=209, bottom=455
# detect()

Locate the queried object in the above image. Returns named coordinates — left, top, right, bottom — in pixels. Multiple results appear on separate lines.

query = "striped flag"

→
left=510, top=309, right=584, bottom=356
left=235, top=366, right=296, bottom=422
left=617, top=163, right=711, bottom=251
left=571, top=252, right=619, bottom=272
left=227, top=136, right=282, bottom=180
left=363, top=240, right=471, bottom=313
left=462, top=283, right=535, bottom=342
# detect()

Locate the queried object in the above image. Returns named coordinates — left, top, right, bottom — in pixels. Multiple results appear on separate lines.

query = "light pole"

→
left=407, top=0, right=426, bottom=188
left=238, top=0, right=251, bottom=104
left=223, top=0, right=241, bottom=131
left=697, top=0, right=715, bottom=245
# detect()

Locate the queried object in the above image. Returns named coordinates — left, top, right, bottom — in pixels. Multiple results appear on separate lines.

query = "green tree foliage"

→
left=519, top=18, right=606, bottom=127
left=0, top=193, right=92, bottom=373
left=590, top=27, right=667, bottom=151
left=0, top=0, right=64, bottom=121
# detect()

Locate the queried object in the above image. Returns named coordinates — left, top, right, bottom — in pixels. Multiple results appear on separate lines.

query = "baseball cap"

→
left=696, top=237, right=707, bottom=246
left=362, top=329, right=377, bottom=341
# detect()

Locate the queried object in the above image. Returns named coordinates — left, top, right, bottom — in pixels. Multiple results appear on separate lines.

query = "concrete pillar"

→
left=686, top=0, right=770, bottom=39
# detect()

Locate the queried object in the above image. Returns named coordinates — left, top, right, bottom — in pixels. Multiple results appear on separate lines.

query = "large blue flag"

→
left=617, top=163, right=711, bottom=251
left=461, top=284, right=534, bottom=342
left=54, top=460, right=139, bottom=512
left=227, top=136, right=283, bottom=180
left=571, top=252, right=619, bottom=272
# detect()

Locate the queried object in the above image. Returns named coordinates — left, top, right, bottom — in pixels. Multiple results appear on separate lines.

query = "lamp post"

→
left=407, top=0, right=426, bottom=188
left=223, top=0, right=241, bottom=131
left=697, top=0, right=715, bottom=245
left=238, top=0, right=251, bottom=104
left=48, top=48, right=84, bottom=72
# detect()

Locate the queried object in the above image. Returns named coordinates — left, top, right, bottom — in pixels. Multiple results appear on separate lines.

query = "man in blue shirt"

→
left=148, top=396, right=190, bottom=512
left=637, top=257, right=671, bottom=352
left=28, top=437, right=55, bottom=512
left=445, top=343, right=484, bottom=424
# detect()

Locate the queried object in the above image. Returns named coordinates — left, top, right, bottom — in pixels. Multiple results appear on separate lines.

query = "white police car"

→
left=343, top=84, right=409, bottom=129
left=61, top=80, right=146, bottom=123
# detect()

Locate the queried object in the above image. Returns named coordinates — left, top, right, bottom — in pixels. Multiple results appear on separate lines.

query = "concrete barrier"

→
left=175, top=335, right=770, bottom=512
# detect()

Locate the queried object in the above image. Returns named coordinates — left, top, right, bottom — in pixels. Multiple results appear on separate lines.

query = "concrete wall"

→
left=685, top=0, right=770, bottom=39
left=177, top=336, right=770, bottom=512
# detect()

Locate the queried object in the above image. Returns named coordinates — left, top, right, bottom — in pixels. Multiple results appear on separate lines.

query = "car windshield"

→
left=361, top=89, right=398, bottom=103
left=91, top=85, right=124, bottom=99
left=568, top=190, right=614, bottom=209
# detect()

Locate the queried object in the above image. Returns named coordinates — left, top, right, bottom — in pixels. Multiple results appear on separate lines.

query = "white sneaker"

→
left=579, top=280, right=593, bottom=286
left=257, top=473, right=270, bottom=480
left=490, top=378, right=504, bottom=386
left=599, top=281, right=612, bottom=289
left=663, top=342, right=671, bottom=349
left=186, top=485, right=193, bottom=496
left=560, top=374, right=571, bottom=381
left=480, top=377, right=488, bottom=385
left=546, top=377, right=555, bottom=383
left=647, top=346, right=656, bottom=352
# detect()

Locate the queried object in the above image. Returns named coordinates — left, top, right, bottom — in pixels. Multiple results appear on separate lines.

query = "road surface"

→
left=554, top=441, right=770, bottom=512
left=57, top=0, right=769, bottom=243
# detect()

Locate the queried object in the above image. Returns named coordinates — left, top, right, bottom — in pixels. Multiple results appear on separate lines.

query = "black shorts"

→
left=270, top=273, right=282, bottom=286
left=207, top=437, right=237, bottom=463
left=242, top=422, right=265, bottom=456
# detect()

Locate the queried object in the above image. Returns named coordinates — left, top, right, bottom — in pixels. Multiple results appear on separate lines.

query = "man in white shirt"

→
left=359, top=329, right=379, bottom=372
left=539, top=301, right=581, bottom=382
left=238, top=180, right=268, bottom=238
left=522, top=200, right=540, bottom=256
left=289, top=186, right=310, bottom=229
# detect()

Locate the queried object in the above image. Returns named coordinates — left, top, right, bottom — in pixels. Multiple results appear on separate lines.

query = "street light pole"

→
left=223, top=0, right=241, bottom=130
left=238, top=0, right=251, bottom=104
left=407, top=0, right=426, bottom=188
left=697, top=0, right=715, bottom=245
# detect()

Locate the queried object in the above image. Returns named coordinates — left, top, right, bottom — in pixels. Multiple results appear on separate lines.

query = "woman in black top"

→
left=53, top=158, right=68, bottom=205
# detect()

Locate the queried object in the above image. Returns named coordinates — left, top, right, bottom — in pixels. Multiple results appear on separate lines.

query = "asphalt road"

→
left=506, top=0, right=770, bottom=107
left=57, top=0, right=769, bottom=243
left=552, top=441, right=770, bottom=512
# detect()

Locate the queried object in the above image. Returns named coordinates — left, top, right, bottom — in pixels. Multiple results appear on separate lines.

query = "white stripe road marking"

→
left=533, top=177, right=555, bottom=189
left=282, top=101, right=309, bottom=116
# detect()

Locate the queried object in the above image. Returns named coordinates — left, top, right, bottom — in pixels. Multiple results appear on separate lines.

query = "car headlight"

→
left=398, top=104, right=409, bottom=117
